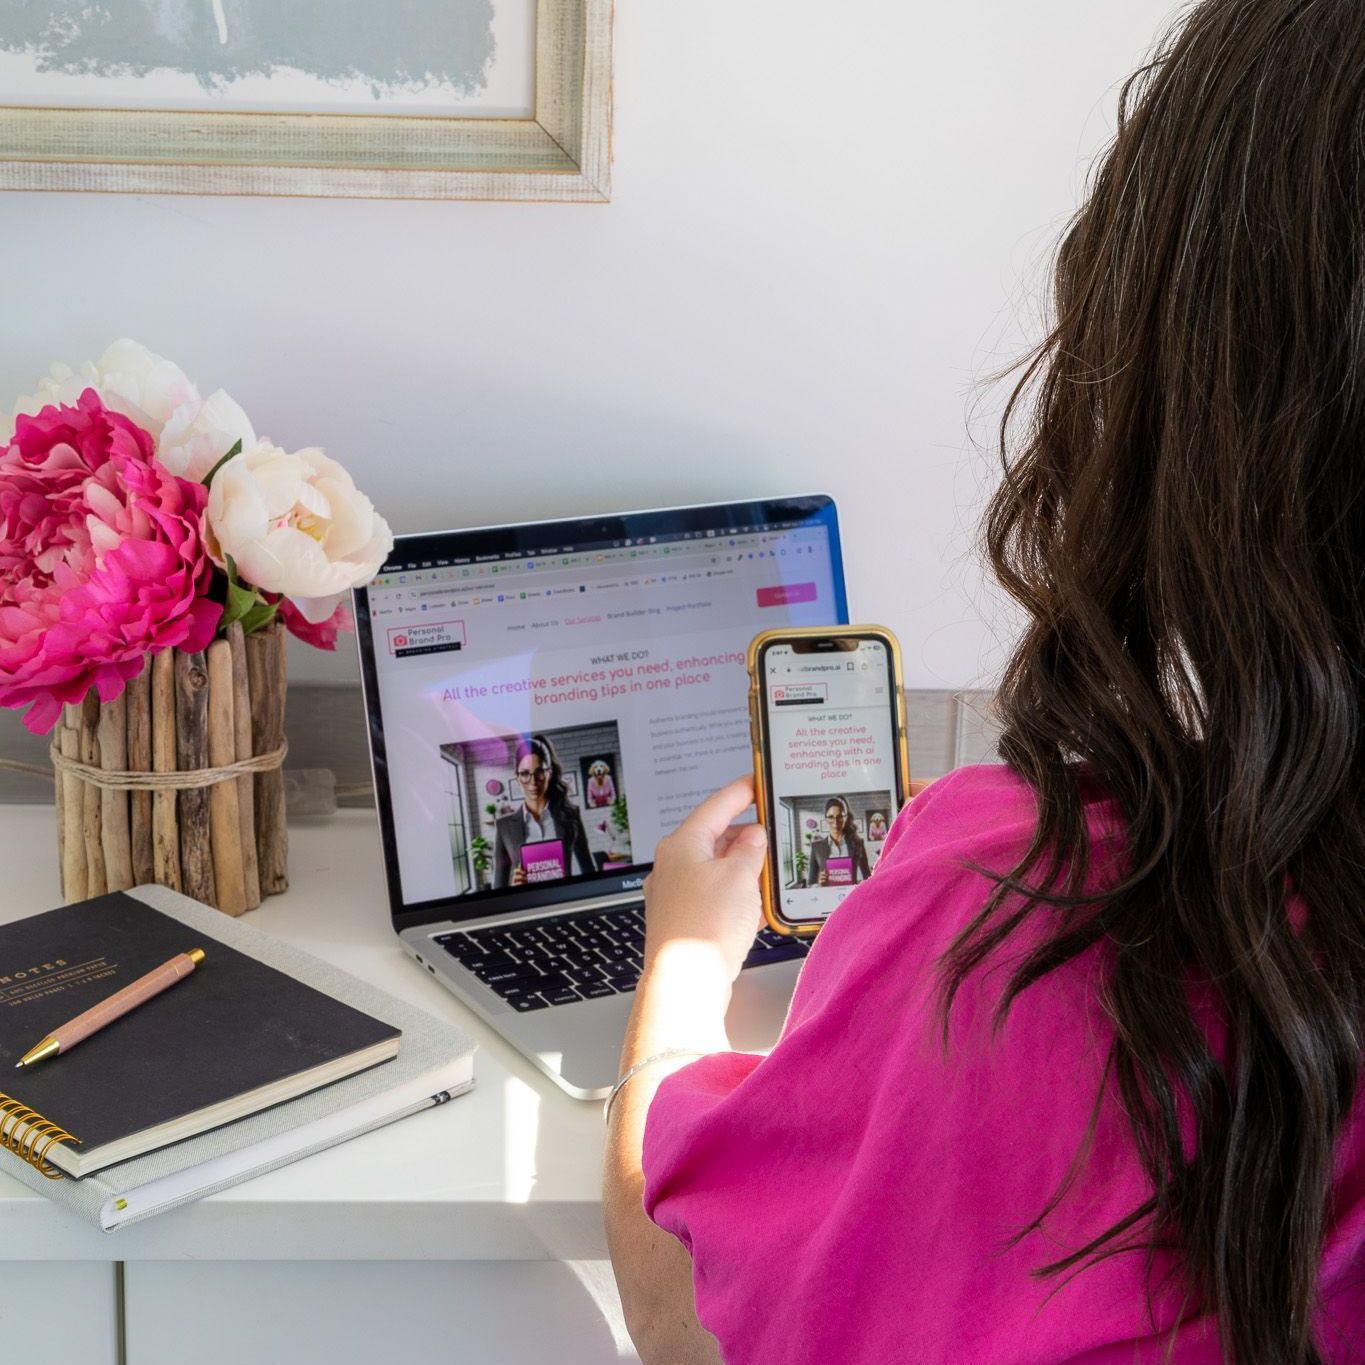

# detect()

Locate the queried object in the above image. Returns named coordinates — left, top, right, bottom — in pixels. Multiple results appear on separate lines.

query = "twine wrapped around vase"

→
left=49, top=620, right=289, bottom=916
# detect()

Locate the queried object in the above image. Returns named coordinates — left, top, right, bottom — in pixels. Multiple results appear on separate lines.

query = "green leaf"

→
left=219, top=577, right=262, bottom=628
left=201, top=439, right=243, bottom=489
left=238, top=598, right=280, bottom=635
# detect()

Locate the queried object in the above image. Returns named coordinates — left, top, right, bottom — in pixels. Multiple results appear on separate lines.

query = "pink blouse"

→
left=642, top=765, right=1365, bottom=1363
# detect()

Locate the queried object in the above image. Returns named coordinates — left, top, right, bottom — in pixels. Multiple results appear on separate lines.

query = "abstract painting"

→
left=0, top=0, right=525, bottom=116
left=0, top=0, right=611, bottom=201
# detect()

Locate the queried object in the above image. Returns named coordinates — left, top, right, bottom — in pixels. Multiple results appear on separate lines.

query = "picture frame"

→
left=580, top=754, right=619, bottom=811
left=0, top=0, right=611, bottom=202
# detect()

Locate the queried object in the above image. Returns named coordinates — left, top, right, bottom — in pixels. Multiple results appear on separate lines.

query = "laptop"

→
left=353, top=494, right=848, bottom=1099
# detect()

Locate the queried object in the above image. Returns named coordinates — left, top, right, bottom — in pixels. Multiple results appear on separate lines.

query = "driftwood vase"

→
left=51, top=620, right=289, bottom=915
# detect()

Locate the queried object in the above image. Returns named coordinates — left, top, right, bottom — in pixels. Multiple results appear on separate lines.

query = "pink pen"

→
left=14, top=948, right=206, bottom=1069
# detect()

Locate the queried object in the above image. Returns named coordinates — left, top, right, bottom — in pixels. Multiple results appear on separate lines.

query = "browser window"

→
left=367, top=525, right=840, bottom=906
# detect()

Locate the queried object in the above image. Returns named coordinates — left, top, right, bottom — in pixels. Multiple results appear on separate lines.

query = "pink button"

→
left=757, top=582, right=817, bottom=608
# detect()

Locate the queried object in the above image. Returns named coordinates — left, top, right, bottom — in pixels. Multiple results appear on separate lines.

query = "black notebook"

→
left=0, top=892, right=400, bottom=1178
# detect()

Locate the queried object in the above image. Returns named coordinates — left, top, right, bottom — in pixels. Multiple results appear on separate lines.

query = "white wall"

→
left=0, top=0, right=1183, bottom=689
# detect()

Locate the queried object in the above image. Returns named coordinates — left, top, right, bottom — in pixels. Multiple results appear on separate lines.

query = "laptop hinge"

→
left=407, top=889, right=645, bottom=935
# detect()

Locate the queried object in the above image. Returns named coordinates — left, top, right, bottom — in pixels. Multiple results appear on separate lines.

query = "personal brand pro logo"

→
left=387, top=621, right=466, bottom=658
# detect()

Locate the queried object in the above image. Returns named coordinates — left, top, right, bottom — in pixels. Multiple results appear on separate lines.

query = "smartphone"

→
left=746, top=626, right=911, bottom=936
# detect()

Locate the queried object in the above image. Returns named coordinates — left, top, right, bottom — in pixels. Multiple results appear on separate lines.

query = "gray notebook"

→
left=0, top=884, right=477, bottom=1231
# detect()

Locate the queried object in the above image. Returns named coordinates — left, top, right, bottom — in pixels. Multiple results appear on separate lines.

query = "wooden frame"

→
left=0, top=0, right=611, bottom=202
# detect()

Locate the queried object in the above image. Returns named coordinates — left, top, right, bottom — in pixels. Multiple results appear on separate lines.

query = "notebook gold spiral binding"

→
left=0, top=1091, right=78, bottom=1179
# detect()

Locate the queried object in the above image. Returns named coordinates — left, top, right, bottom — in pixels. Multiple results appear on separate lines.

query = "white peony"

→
left=157, top=389, right=257, bottom=481
left=1, top=360, right=99, bottom=444
left=1, top=339, right=199, bottom=444
left=206, top=441, right=394, bottom=622
left=91, top=339, right=199, bottom=437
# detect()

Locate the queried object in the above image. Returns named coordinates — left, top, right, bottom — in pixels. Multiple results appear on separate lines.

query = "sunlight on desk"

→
left=502, top=1075, right=542, bottom=1204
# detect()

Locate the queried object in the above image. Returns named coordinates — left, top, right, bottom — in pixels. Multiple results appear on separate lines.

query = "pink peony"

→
left=0, top=390, right=221, bottom=734
left=277, top=596, right=352, bottom=650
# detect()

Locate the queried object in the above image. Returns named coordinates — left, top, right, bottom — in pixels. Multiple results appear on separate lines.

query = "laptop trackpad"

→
left=515, top=956, right=801, bottom=1097
left=726, top=957, right=801, bottom=1053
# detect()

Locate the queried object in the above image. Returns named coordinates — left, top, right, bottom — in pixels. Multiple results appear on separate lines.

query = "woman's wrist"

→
left=623, top=942, right=734, bottom=1065
left=640, top=939, right=736, bottom=1005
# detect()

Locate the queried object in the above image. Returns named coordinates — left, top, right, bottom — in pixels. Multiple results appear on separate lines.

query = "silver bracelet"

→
left=604, top=1048, right=706, bottom=1125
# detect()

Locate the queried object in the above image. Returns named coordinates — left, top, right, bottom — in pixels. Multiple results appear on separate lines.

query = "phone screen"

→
left=759, top=636, right=904, bottom=925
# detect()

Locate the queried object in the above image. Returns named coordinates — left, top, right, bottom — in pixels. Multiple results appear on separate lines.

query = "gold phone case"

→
left=746, top=625, right=911, bottom=937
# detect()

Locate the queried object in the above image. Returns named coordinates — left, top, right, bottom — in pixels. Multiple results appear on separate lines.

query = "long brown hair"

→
left=942, top=3, right=1365, bottom=1361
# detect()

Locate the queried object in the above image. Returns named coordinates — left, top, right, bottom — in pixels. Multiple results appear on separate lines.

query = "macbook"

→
left=353, top=495, right=847, bottom=1099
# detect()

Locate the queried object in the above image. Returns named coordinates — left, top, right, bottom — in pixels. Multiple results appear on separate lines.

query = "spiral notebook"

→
left=0, top=885, right=476, bottom=1230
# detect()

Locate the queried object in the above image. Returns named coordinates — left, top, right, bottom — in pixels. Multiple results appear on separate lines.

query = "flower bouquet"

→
left=0, top=341, right=393, bottom=914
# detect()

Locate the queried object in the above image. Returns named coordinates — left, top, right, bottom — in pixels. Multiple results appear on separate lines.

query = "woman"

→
left=803, top=795, right=871, bottom=887
left=604, top=4, right=1365, bottom=1362
left=492, top=734, right=594, bottom=887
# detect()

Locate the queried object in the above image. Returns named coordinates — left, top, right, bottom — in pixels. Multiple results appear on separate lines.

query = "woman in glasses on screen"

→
left=604, top=3, right=1365, bottom=1362
left=803, top=796, right=871, bottom=888
left=493, top=735, right=595, bottom=888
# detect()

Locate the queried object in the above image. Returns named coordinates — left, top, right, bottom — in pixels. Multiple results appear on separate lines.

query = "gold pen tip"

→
left=187, top=947, right=205, bottom=966
left=17, top=1038, right=60, bottom=1068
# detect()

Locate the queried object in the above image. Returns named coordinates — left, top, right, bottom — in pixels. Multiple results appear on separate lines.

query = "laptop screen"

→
left=354, top=495, right=847, bottom=927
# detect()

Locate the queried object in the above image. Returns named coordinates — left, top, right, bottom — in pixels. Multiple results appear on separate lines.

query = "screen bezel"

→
left=354, top=494, right=847, bottom=933
left=755, top=629, right=905, bottom=928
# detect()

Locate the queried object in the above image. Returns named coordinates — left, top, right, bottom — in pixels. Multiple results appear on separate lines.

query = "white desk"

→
left=0, top=805, right=639, bottom=1365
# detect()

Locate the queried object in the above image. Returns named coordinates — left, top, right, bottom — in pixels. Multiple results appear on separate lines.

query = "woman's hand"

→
left=642, top=776, right=769, bottom=986
left=817, top=870, right=828, bottom=886
left=510, top=866, right=526, bottom=886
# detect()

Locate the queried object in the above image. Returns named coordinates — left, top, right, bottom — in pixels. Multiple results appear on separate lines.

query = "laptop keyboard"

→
left=433, top=904, right=811, bottom=1012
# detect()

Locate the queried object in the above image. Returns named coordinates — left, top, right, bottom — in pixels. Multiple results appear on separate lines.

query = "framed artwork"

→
left=0, top=0, right=610, bottom=201
left=580, top=754, right=618, bottom=811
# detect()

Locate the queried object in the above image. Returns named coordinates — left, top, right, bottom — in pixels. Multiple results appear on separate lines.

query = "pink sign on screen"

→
left=756, top=582, right=818, bottom=608
left=825, top=857, right=853, bottom=886
left=521, top=840, right=566, bottom=883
